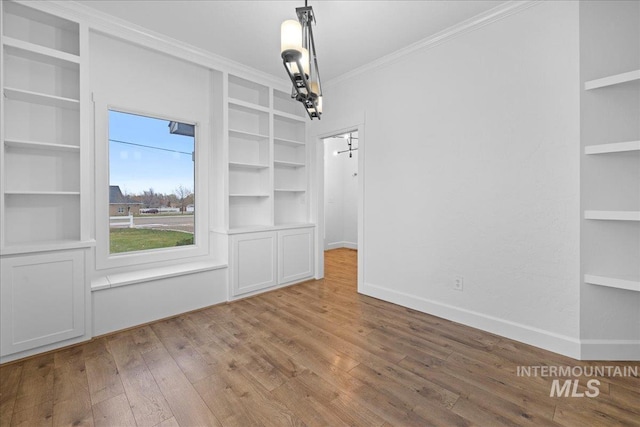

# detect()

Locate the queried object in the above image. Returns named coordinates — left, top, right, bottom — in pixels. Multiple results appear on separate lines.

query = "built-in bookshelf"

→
left=225, top=77, right=310, bottom=230
left=1, top=1, right=89, bottom=253
left=582, top=68, right=640, bottom=293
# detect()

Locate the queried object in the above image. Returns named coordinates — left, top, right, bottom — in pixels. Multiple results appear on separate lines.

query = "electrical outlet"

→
left=453, top=276, right=464, bottom=291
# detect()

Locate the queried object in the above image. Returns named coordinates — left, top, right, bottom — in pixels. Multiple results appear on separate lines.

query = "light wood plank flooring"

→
left=1, top=248, right=638, bottom=426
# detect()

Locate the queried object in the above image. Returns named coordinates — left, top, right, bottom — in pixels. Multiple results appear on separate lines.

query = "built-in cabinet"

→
left=0, top=1, right=90, bottom=360
left=223, top=74, right=315, bottom=298
left=229, top=226, right=314, bottom=298
left=277, top=227, right=315, bottom=285
left=0, top=2, right=315, bottom=361
left=0, top=250, right=85, bottom=355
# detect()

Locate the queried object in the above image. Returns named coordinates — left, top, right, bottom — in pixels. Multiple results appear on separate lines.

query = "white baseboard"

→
left=580, top=340, right=640, bottom=361
left=360, top=282, right=582, bottom=360
left=326, top=241, right=358, bottom=250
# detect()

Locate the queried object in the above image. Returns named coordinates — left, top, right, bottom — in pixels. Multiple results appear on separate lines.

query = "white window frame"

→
left=94, top=99, right=209, bottom=270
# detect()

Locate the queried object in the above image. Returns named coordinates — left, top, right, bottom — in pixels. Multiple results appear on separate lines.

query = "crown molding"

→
left=325, top=0, right=541, bottom=88
left=12, top=0, right=291, bottom=91
left=9, top=0, right=539, bottom=92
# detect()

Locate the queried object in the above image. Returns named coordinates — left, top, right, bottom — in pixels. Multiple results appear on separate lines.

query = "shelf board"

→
left=4, top=87, right=79, bottom=110
left=584, top=69, right=640, bottom=90
left=3, top=1, right=79, bottom=34
left=229, top=193, right=270, bottom=198
left=585, top=275, right=640, bottom=292
left=584, top=210, right=640, bottom=221
left=228, top=97, right=270, bottom=114
left=3, top=36, right=80, bottom=68
left=229, top=128, right=269, bottom=141
left=5, top=190, right=80, bottom=196
left=274, top=189, right=306, bottom=193
left=274, top=137, right=305, bottom=147
left=585, top=140, right=640, bottom=155
left=274, top=110, right=306, bottom=122
left=1, top=239, right=95, bottom=256
left=274, top=160, right=305, bottom=168
left=4, top=138, right=79, bottom=152
left=229, top=162, right=269, bottom=170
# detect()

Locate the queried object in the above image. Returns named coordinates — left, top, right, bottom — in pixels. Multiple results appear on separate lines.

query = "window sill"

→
left=91, top=260, right=227, bottom=291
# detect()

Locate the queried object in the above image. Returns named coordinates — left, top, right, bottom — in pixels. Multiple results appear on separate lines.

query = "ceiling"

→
left=76, top=0, right=506, bottom=83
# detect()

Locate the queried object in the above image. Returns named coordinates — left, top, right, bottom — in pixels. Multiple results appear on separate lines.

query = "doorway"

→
left=323, top=131, right=358, bottom=251
left=319, top=129, right=362, bottom=289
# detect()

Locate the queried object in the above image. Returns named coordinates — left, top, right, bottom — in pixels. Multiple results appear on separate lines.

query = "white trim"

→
left=580, top=340, right=640, bottom=361
left=325, top=241, right=357, bottom=250
left=91, top=261, right=226, bottom=291
left=315, top=123, right=365, bottom=286
left=325, top=1, right=540, bottom=88
left=93, top=97, right=210, bottom=270
left=360, top=281, right=582, bottom=360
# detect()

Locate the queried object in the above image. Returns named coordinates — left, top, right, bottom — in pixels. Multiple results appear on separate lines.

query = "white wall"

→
left=314, top=1, right=581, bottom=357
left=324, top=137, right=358, bottom=250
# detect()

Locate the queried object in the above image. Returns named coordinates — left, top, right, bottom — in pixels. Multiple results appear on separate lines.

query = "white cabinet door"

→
left=230, top=231, right=277, bottom=296
left=0, top=250, right=85, bottom=357
left=278, top=227, right=314, bottom=284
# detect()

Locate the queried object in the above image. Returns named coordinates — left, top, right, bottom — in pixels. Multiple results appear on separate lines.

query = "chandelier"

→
left=280, top=1, right=322, bottom=120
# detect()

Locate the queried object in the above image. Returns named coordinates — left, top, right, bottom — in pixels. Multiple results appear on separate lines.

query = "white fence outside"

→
left=110, top=215, right=134, bottom=228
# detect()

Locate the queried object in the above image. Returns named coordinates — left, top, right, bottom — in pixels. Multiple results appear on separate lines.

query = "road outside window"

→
left=108, top=110, right=195, bottom=254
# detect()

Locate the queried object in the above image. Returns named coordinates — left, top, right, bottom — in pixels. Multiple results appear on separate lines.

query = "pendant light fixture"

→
left=280, top=0, right=322, bottom=119
left=335, top=133, right=358, bottom=158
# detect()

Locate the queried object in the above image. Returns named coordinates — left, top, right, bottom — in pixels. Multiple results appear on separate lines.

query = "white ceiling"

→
left=76, top=0, right=506, bottom=82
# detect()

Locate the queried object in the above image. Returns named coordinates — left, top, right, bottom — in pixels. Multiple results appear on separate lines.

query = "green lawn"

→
left=110, top=228, right=193, bottom=253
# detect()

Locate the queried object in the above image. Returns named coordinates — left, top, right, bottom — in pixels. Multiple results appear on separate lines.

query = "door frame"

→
left=314, top=123, right=365, bottom=291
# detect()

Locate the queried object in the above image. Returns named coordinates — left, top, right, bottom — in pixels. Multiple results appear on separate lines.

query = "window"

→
left=108, top=110, right=195, bottom=254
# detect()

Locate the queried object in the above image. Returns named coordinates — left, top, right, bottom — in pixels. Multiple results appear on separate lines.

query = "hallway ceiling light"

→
left=336, top=133, right=358, bottom=158
left=281, top=0, right=322, bottom=120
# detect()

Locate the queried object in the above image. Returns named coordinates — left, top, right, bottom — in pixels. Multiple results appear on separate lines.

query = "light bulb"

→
left=281, top=20, right=302, bottom=55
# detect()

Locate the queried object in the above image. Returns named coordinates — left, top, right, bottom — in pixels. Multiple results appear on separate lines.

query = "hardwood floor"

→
left=1, top=248, right=638, bottom=426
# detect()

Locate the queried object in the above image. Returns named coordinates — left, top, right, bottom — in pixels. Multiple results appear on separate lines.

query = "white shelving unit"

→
left=1, top=0, right=89, bottom=253
left=273, top=102, right=307, bottom=226
left=222, top=79, right=315, bottom=298
left=225, top=76, right=310, bottom=230
left=226, top=76, right=272, bottom=229
left=1, top=1, right=90, bottom=360
left=582, top=64, right=640, bottom=298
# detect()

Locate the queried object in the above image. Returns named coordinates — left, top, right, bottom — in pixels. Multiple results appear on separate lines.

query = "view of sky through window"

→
left=109, top=110, right=195, bottom=196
